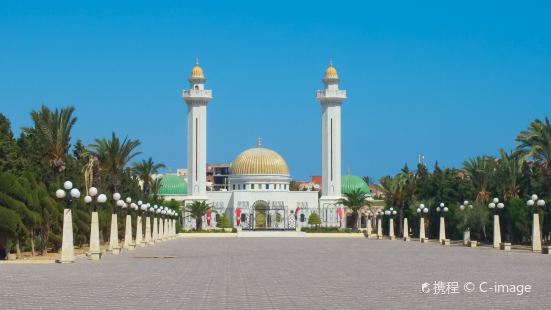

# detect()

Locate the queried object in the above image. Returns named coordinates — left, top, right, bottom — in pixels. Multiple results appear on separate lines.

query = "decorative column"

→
left=419, top=217, right=425, bottom=241
left=377, top=214, right=382, bottom=239
left=317, top=61, right=346, bottom=227
left=152, top=211, right=158, bottom=243
left=145, top=207, right=153, bottom=245
left=366, top=214, right=372, bottom=238
left=493, top=214, right=501, bottom=249
left=533, top=213, right=542, bottom=252
left=124, top=212, right=132, bottom=249
left=109, top=193, right=122, bottom=254
left=89, top=211, right=101, bottom=259
left=439, top=216, right=446, bottom=242
left=123, top=202, right=135, bottom=251
left=403, top=218, right=410, bottom=241
left=136, top=202, right=144, bottom=247
left=84, top=188, right=105, bottom=261
left=389, top=217, right=395, bottom=239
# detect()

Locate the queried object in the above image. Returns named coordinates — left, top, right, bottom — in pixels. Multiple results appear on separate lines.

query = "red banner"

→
left=206, top=208, right=212, bottom=226
left=236, top=208, right=241, bottom=226
left=295, top=207, right=301, bottom=219
left=337, top=207, right=343, bottom=226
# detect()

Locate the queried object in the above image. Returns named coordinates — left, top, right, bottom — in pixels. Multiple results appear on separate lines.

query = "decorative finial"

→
left=257, top=137, right=262, bottom=147
left=347, top=165, right=350, bottom=175
left=195, top=57, right=199, bottom=66
left=329, top=58, right=333, bottom=67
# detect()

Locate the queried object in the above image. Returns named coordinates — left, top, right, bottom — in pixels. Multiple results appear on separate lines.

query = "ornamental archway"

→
left=245, top=200, right=288, bottom=230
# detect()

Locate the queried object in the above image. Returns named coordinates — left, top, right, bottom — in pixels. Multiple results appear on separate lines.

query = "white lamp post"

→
left=109, top=193, right=122, bottom=254
left=385, top=208, right=397, bottom=240
left=436, top=202, right=448, bottom=243
left=365, top=211, right=373, bottom=238
left=146, top=204, right=154, bottom=245
left=136, top=201, right=145, bottom=247
left=376, top=211, right=383, bottom=239
left=56, top=181, right=80, bottom=263
left=459, top=200, right=473, bottom=246
left=527, top=194, right=546, bottom=252
left=488, top=197, right=505, bottom=249
left=123, top=197, right=136, bottom=250
left=416, top=204, right=429, bottom=242
left=152, top=205, right=159, bottom=242
left=84, top=187, right=106, bottom=260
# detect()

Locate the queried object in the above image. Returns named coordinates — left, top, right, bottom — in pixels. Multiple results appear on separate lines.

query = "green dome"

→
left=341, top=175, right=371, bottom=195
left=158, top=174, right=187, bottom=195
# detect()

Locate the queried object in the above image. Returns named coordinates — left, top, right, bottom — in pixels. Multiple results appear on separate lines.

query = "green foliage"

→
left=308, top=212, right=321, bottom=227
left=502, top=197, right=530, bottom=243
left=132, top=157, right=165, bottom=201
left=454, top=203, right=490, bottom=241
left=89, top=132, right=141, bottom=192
left=217, top=214, right=231, bottom=228
left=186, top=201, right=211, bottom=231
left=339, top=188, right=371, bottom=230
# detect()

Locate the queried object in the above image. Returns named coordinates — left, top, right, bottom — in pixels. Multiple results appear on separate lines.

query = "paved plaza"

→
left=2, top=237, right=551, bottom=309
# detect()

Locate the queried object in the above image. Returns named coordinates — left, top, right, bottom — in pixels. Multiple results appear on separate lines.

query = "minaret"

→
left=183, top=59, right=212, bottom=200
left=317, top=61, right=346, bottom=225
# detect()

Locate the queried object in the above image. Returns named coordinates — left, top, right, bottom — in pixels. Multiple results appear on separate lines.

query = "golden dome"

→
left=325, top=63, right=338, bottom=79
left=191, top=64, right=204, bottom=78
left=231, top=147, right=289, bottom=175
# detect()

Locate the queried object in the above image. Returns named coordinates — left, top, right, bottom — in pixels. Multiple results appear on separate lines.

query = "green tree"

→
left=89, top=132, right=141, bottom=192
left=217, top=214, right=231, bottom=228
left=463, top=156, right=495, bottom=203
left=339, top=188, right=371, bottom=231
left=308, top=212, right=321, bottom=229
left=186, top=201, right=210, bottom=231
left=516, top=117, right=551, bottom=195
left=495, top=149, right=522, bottom=200
left=0, top=114, right=28, bottom=175
left=23, top=106, right=77, bottom=186
left=132, top=157, right=165, bottom=201
left=150, top=177, right=163, bottom=204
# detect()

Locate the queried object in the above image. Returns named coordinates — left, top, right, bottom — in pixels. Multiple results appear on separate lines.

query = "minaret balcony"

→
left=316, top=89, right=347, bottom=100
left=183, top=89, right=213, bottom=100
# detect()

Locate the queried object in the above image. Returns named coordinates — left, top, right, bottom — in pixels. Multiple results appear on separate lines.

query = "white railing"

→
left=183, top=89, right=212, bottom=98
left=316, top=89, right=347, bottom=99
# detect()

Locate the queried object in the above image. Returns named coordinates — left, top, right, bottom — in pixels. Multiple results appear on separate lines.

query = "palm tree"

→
left=496, top=148, right=522, bottom=200
left=24, top=106, right=77, bottom=185
left=150, top=177, right=163, bottom=203
left=463, top=156, right=495, bottom=203
left=89, top=132, right=141, bottom=192
left=516, top=117, right=551, bottom=189
left=339, top=188, right=371, bottom=231
left=132, top=157, right=165, bottom=201
left=186, top=201, right=211, bottom=230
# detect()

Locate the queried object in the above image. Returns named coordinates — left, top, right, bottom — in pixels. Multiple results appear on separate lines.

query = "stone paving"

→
left=1, top=237, right=551, bottom=309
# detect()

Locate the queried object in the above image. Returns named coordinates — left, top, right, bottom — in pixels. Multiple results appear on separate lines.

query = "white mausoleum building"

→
left=164, top=61, right=370, bottom=230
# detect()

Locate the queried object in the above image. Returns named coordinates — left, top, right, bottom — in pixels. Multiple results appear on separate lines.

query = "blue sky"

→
left=1, top=0, right=550, bottom=181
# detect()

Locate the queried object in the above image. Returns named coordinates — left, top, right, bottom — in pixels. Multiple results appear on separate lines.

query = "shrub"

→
left=308, top=213, right=321, bottom=227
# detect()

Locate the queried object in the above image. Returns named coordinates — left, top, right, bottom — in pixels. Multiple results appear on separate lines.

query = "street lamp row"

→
left=55, top=181, right=180, bottom=263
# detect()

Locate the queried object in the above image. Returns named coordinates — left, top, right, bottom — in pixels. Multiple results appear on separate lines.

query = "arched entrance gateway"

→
left=243, top=200, right=294, bottom=231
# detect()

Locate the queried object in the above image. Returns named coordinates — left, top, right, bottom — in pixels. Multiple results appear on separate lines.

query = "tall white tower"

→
left=183, top=60, right=212, bottom=200
left=317, top=61, right=346, bottom=226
